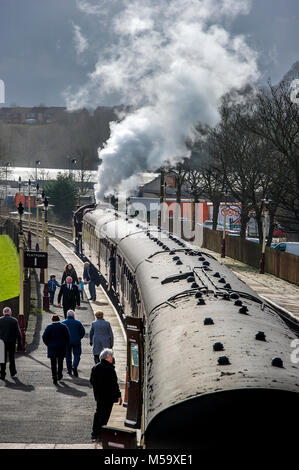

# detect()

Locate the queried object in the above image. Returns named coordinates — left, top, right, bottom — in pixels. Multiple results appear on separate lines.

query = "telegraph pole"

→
left=27, top=179, right=32, bottom=249
left=259, top=196, right=271, bottom=274
left=159, top=168, right=165, bottom=228
left=17, top=201, right=26, bottom=352
left=42, top=196, right=50, bottom=311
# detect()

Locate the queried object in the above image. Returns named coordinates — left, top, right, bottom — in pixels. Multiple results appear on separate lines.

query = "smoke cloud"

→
left=66, top=0, right=259, bottom=200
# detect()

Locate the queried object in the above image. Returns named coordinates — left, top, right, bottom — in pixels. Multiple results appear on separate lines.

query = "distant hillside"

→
left=0, top=106, right=120, bottom=170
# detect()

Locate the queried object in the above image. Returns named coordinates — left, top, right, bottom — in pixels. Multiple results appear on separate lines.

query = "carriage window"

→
left=130, top=343, right=139, bottom=382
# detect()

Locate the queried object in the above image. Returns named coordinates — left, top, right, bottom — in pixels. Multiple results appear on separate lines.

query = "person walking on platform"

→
left=42, top=314, right=70, bottom=385
left=48, top=274, right=61, bottom=305
left=57, top=276, right=81, bottom=319
left=61, top=263, right=79, bottom=285
left=89, top=311, right=114, bottom=364
left=0, top=307, right=22, bottom=380
left=77, top=277, right=85, bottom=301
left=90, top=348, right=122, bottom=442
left=62, top=310, right=85, bottom=377
left=83, top=262, right=101, bottom=301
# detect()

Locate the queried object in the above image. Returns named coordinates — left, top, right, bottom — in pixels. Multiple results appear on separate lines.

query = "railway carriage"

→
left=73, top=203, right=299, bottom=449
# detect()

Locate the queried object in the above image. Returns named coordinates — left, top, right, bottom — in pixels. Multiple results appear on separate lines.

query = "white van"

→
left=274, top=242, right=299, bottom=256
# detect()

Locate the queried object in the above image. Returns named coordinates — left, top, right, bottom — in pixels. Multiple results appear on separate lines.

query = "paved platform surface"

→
left=0, top=238, right=127, bottom=450
left=203, top=248, right=299, bottom=320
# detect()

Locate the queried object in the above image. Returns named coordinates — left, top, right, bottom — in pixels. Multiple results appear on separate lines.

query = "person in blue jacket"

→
left=62, top=310, right=85, bottom=377
left=48, top=275, right=61, bottom=305
left=42, top=314, right=70, bottom=385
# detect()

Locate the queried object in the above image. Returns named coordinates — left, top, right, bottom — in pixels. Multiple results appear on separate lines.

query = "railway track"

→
left=21, top=224, right=75, bottom=247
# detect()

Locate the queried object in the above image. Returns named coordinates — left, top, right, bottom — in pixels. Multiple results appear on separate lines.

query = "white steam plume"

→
left=67, top=0, right=258, bottom=200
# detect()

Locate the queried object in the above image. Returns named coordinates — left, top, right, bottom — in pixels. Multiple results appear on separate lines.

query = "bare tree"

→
left=235, top=80, right=299, bottom=233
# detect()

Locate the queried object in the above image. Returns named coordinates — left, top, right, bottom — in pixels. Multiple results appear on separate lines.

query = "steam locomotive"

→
left=73, top=202, right=299, bottom=449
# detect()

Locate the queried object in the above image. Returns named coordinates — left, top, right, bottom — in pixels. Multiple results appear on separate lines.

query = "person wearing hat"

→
left=89, top=311, right=114, bottom=364
left=0, top=307, right=22, bottom=380
left=62, top=310, right=85, bottom=377
left=42, top=314, right=70, bottom=385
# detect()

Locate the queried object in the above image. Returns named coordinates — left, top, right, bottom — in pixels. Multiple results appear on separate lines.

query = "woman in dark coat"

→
left=61, top=263, right=78, bottom=285
left=42, top=314, right=70, bottom=385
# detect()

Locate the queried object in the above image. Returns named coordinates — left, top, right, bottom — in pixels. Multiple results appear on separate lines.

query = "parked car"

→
left=273, top=242, right=299, bottom=256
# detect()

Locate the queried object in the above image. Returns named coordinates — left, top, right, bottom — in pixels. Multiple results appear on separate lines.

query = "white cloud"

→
left=72, top=22, right=89, bottom=54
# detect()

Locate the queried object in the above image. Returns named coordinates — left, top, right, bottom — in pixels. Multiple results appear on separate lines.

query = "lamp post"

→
left=259, top=196, right=271, bottom=274
left=4, top=162, right=10, bottom=209
left=39, top=190, right=46, bottom=283
left=42, top=196, right=50, bottom=311
left=35, top=160, right=41, bottom=184
left=159, top=167, right=165, bottom=228
left=68, top=156, right=77, bottom=177
left=221, top=188, right=228, bottom=258
left=18, top=176, right=22, bottom=200
left=17, top=201, right=26, bottom=352
left=27, top=179, right=32, bottom=249
left=35, top=183, right=40, bottom=251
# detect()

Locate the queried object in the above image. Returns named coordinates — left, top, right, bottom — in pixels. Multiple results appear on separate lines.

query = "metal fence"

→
left=201, top=227, right=299, bottom=287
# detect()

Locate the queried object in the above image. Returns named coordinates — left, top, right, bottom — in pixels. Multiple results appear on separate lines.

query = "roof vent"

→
left=173, top=256, right=180, bottom=261
left=191, top=282, right=198, bottom=289
left=272, top=357, right=283, bottom=368
left=169, top=250, right=175, bottom=255
left=223, top=293, right=230, bottom=301
left=230, top=293, right=239, bottom=300
left=218, top=356, right=230, bottom=366
left=195, top=292, right=202, bottom=298
left=176, top=260, right=183, bottom=265
left=255, top=331, right=266, bottom=341
left=224, top=283, right=231, bottom=289
left=203, top=261, right=210, bottom=266
left=213, top=342, right=224, bottom=351
left=218, top=277, right=226, bottom=283
left=198, top=257, right=205, bottom=262
left=213, top=272, right=221, bottom=278
left=187, top=276, right=195, bottom=283
left=204, top=317, right=214, bottom=325
left=234, top=299, right=243, bottom=306
left=239, top=306, right=249, bottom=314
left=197, top=298, right=206, bottom=305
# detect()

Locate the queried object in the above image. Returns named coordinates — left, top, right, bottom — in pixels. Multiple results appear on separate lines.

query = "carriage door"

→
left=125, top=316, right=143, bottom=429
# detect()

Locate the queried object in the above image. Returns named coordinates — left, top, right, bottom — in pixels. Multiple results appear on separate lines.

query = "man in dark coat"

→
left=83, top=262, right=101, bottom=301
left=42, top=314, right=70, bottom=385
left=57, top=275, right=81, bottom=319
left=90, top=348, right=122, bottom=442
left=62, top=310, right=85, bottom=377
left=0, top=307, right=22, bottom=380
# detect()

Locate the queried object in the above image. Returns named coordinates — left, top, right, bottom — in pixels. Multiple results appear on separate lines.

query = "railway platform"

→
left=0, top=237, right=127, bottom=450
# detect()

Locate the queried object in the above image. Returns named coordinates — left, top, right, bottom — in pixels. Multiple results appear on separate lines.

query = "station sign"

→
left=24, top=251, right=48, bottom=268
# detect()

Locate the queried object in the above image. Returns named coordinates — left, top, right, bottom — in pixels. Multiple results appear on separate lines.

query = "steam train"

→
left=73, top=202, right=299, bottom=449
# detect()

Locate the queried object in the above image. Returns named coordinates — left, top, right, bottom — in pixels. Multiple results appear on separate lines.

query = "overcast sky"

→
left=0, top=0, right=298, bottom=107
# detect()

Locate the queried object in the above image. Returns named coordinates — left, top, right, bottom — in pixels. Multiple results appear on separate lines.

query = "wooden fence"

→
left=202, top=227, right=299, bottom=286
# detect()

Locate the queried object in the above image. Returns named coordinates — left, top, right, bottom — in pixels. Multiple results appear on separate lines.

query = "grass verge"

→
left=0, top=235, right=19, bottom=302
